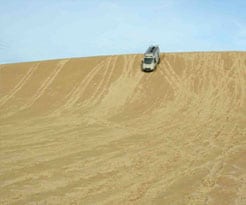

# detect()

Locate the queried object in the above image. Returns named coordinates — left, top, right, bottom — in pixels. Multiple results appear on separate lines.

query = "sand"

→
left=0, top=52, right=245, bottom=205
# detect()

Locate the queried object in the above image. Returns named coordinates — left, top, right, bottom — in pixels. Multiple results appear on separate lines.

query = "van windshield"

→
left=144, top=58, right=153, bottom=64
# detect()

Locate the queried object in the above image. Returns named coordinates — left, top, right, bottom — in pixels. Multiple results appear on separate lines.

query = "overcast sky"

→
left=0, top=0, right=245, bottom=64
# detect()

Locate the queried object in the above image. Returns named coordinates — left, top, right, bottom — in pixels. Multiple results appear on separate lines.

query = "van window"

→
left=144, top=58, right=153, bottom=64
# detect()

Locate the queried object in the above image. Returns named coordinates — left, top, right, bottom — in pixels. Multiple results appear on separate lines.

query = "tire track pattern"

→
left=25, top=59, right=70, bottom=108
left=89, top=56, right=119, bottom=106
left=0, top=63, right=40, bottom=108
left=0, top=52, right=245, bottom=205
left=52, top=58, right=107, bottom=114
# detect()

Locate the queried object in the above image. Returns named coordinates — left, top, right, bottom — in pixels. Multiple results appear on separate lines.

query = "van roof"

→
left=145, top=46, right=159, bottom=54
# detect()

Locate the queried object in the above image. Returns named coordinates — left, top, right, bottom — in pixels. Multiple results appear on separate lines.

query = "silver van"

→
left=141, top=45, right=160, bottom=72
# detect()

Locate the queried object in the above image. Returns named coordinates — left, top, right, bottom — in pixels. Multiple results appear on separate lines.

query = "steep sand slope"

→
left=0, top=52, right=246, bottom=205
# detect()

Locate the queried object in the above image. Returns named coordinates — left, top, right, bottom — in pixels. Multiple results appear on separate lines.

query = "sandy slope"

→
left=0, top=52, right=245, bottom=205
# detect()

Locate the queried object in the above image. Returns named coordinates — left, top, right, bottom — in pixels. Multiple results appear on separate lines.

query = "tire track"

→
left=205, top=59, right=240, bottom=111
left=164, top=58, right=202, bottom=104
left=117, top=55, right=144, bottom=108
left=194, top=60, right=207, bottom=94
left=199, top=56, right=240, bottom=120
left=53, top=58, right=107, bottom=113
left=0, top=63, right=40, bottom=108
left=87, top=55, right=141, bottom=119
left=122, top=55, right=129, bottom=75
left=162, top=59, right=181, bottom=92
left=157, top=65, right=173, bottom=104
left=25, top=59, right=70, bottom=108
left=162, top=59, right=194, bottom=108
left=0, top=65, right=5, bottom=99
left=234, top=58, right=246, bottom=107
left=86, top=57, right=113, bottom=106
left=65, top=59, right=108, bottom=107
left=91, top=56, right=119, bottom=106
left=121, top=55, right=132, bottom=77
left=0, top=65, right=4, bottom=71
left=127, top=55, right=137, bottom=78
left=124, top=55, right=136, bottom=77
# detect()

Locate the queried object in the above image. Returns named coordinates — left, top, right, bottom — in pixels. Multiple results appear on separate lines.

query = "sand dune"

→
left=0, top=52, right=245, bottom=205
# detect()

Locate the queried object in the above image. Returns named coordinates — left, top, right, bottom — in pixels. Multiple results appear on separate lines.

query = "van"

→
left=141, top=46, right=160, bottom=72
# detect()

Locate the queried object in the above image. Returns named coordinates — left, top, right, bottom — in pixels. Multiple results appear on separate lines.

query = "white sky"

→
left=0, top=0, right=245, bottom=64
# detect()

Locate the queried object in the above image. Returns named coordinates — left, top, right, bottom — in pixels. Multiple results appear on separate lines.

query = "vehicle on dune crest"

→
left=141, top=45, right=160, bottom=72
